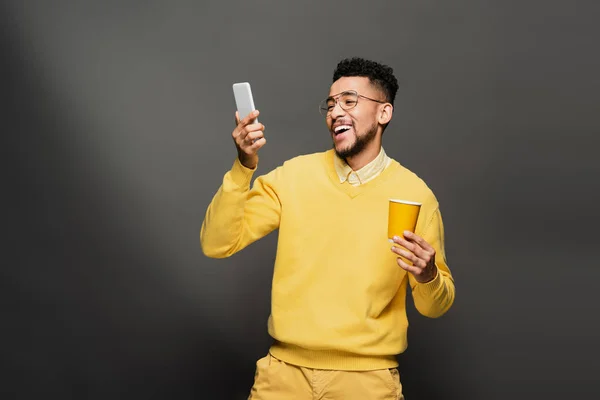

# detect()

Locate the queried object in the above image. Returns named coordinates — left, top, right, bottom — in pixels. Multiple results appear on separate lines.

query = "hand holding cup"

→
left=387, top=199, right=438, bottom=283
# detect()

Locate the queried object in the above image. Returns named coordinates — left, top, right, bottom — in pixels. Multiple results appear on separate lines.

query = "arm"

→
left=391, top=207, right=456, bottom=318
left=200, top=110, right=283, bottom=258
left=200, top=158, right=282, bottom=258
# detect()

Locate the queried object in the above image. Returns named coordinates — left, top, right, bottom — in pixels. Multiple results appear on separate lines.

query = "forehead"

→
left=329, top=76, right=375, bottom=97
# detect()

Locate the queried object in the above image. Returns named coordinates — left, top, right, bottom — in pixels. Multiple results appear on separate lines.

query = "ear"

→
left=378, top=103, right=393, bottom=125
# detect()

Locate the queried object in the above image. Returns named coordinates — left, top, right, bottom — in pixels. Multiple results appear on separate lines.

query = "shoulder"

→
left=282, top=150, right=329, bottom=167
left=389, top=159, right=440, bottom=207
left=256, top=150, right=328, bottom=183
left=277, top=150, right=330, bottom=174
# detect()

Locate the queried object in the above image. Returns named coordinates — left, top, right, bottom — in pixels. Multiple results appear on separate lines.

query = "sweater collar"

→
left=333, top=147, right=390, bottom=185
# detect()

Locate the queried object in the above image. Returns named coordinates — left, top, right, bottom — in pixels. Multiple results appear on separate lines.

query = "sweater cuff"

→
left=416, top=265, right=444, bottom=296
left=229, top=157, right=256, bottom=189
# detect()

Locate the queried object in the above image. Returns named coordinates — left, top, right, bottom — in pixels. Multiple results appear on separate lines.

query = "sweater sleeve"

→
left=409, top=207, right=456, bottom=318
left=200, top=158, right=282, bottom=258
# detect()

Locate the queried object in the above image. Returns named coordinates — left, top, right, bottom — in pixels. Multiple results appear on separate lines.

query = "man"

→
left=200, top=57, right=455, bottom=399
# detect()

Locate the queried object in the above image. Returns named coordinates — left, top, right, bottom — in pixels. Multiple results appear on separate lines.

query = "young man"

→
left=200, top=57, right=455, bottom=399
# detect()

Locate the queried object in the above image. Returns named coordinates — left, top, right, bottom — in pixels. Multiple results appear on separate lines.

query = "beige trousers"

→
left=248, top=353, right=404, bottom=400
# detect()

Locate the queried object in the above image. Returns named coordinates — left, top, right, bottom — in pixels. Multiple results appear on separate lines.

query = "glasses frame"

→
left=319, top=90, right=386, bottom=116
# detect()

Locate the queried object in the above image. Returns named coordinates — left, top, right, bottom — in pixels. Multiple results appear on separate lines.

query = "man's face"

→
left=325, top=76, right=385, bottom=160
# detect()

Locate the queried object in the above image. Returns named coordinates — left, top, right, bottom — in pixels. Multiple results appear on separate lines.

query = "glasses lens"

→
left=319, top=91, right=358, bottom=116
left=339, top=92, right=358, bottom=111
left=319, top=98, right=335, bottom=116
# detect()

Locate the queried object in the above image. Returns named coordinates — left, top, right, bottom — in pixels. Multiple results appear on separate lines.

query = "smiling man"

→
left=200, top=57, right=456, bottom=399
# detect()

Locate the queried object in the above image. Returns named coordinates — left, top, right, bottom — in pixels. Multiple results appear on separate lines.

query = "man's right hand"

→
left=232, top=110, right=266, bottom=169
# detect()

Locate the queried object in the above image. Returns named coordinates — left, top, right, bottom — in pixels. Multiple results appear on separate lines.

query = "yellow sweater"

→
left=200, top=149, right=455, bottom=370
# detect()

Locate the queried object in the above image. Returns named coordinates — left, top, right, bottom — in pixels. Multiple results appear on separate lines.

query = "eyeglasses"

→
left=319, top=90, right=386, bottom=116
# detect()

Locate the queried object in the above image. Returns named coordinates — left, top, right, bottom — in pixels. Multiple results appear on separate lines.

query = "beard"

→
left=333, top=122, right=378, bottom=160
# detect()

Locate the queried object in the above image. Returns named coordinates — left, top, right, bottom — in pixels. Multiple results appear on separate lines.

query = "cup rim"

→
left=389, top=199, right=422, bottom=206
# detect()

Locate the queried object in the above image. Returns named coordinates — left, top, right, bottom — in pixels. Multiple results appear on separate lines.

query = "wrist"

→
left=238, top=153, right=258, bottom=170
left=418, top=266, right=438, bottom=284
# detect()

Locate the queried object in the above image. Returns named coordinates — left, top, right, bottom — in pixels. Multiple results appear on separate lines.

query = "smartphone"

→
left=233, top=82, right=258, bottom=124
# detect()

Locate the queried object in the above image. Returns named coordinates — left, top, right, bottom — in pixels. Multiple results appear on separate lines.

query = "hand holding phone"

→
left=232, top=82, right=265, bottom=169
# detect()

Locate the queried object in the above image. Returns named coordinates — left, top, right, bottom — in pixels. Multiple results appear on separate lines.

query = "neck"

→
left=345, top=139, right=382, bottom=171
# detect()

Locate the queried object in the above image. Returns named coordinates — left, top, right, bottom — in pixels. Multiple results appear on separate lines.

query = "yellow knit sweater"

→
left=201, top=149, right=455, bottom=370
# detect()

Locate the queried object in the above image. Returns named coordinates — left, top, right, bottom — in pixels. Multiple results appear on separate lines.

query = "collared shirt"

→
left=333, top=147, right=392, bottom=186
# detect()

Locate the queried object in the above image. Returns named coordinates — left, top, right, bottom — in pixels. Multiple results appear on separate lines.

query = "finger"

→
left=238, top=130, right=264, bottom=148
left=393, top=234, right=430, bottom=260
left=238, top=129, right=266, bottom=149
left=233, top=111, right=260, bottom=139
left=236, top=123, right=264, bottom=142
left=391, top=246, right=425, bottom=268
left=405, top=233, right=436, bottom=262
left=246, top=130, right=265, bottom=142
left=244, top=122, right=264, bottom=133
left=392, top=235, right=417, bottom=253
left=403, top=231, right=434, bottom=253
left=240, top=110, right=260, bottom=127
left=397, top=258, right=421, bottom=275
left=249, top=137, right=267, bottom=150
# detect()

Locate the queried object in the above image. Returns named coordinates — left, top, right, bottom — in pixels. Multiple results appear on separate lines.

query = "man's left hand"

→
left=391, top=231, right=438, bottom=283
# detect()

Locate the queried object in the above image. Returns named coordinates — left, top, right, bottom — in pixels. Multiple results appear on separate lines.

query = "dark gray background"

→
left=3, top=0, right=599, bottom=399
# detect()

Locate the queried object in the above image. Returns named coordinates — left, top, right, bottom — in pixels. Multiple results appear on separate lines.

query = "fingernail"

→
left=403, top=230, right=410, bottom=236
left=393, top=236, right=399, bottom=241
left=388, top=239, right=394, bottom=243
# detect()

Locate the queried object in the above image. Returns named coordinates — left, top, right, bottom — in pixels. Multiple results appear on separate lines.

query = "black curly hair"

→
left=332, top=57, right=399, bottom=106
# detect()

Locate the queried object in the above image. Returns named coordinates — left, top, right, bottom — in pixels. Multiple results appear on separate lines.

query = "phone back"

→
left=233, top=82, right=257, bottom=123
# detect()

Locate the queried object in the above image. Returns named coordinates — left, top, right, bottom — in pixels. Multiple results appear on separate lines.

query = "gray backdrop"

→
left=3, top=0, right=599, bottom=399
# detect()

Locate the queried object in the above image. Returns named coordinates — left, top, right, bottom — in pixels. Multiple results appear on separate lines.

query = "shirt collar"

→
left=333, top=147, right=390, bottom=185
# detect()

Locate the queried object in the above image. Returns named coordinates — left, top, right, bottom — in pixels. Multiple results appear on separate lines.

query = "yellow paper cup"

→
left=388, top=199, right=421, bottom=240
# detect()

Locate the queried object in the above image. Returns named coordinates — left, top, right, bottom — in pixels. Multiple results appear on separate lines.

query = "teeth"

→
left=334, top=125, right=352, bottom=133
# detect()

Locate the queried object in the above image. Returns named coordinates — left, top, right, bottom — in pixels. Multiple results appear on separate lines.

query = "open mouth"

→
left=334, top=125, right=352, bottom=135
